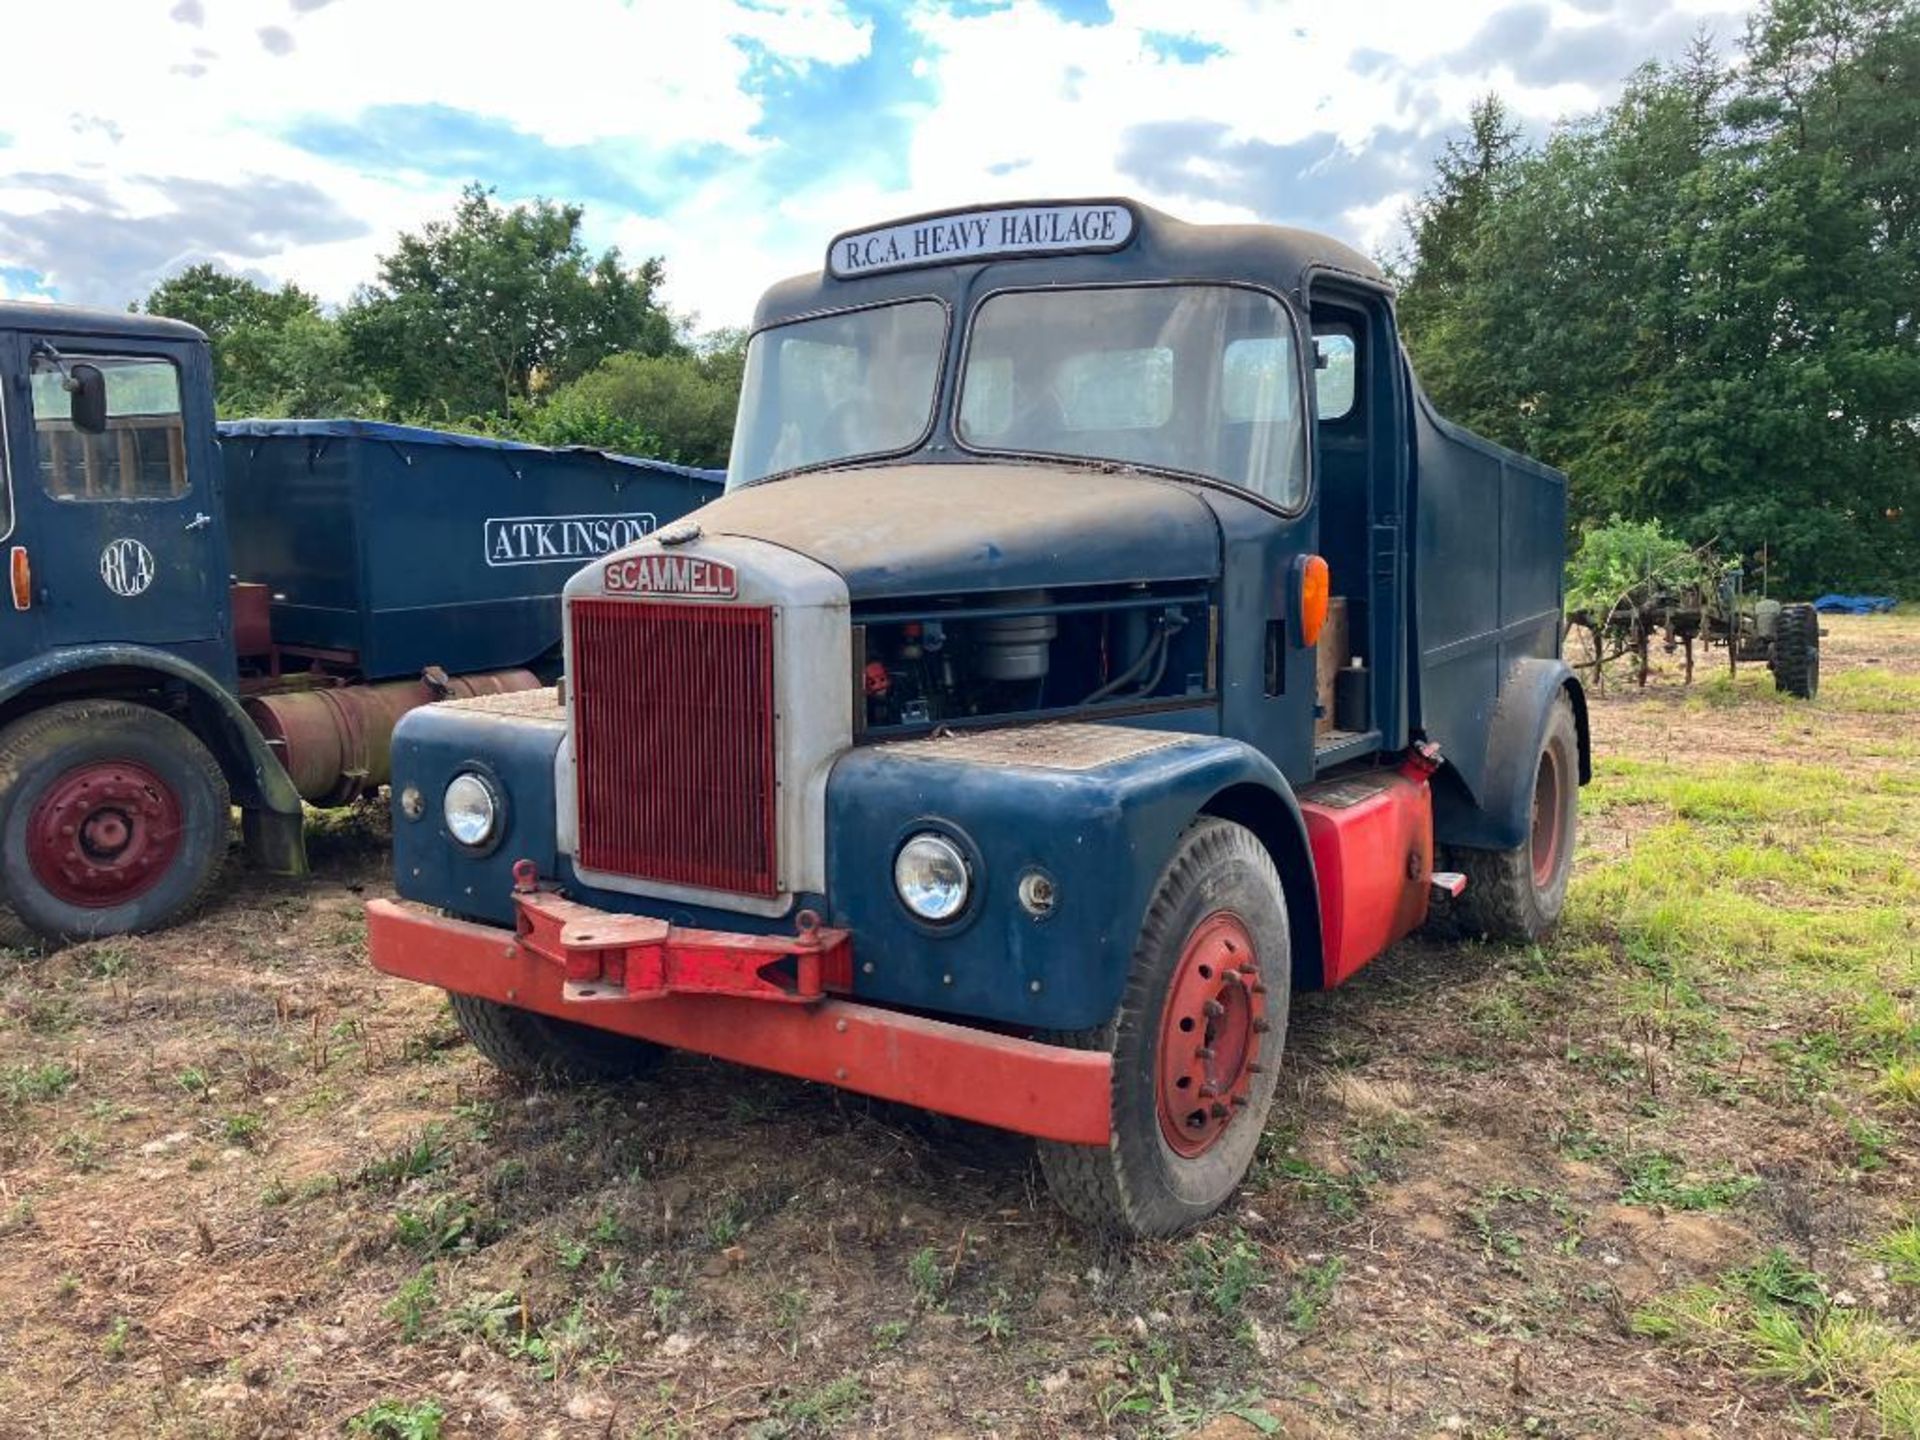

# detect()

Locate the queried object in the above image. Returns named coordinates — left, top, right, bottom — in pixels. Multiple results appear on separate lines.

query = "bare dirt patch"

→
left=0, top=622, right=1915, bottom=1438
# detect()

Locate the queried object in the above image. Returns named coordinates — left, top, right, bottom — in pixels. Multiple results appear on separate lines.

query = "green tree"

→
left=1396, top=0, right=1920, bottom=593
left=142, top=264, right=368, bottom=417
left=525, top=328, right=746, bottom=468
left=342, top=185, right=677, bottom=421
left=1393, top=94, right=1523, bottom=425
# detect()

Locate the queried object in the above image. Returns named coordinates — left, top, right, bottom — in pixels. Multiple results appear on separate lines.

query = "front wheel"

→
left=0, top=701, right=230, bottom=946
left=1038, top=818, right=1290, bottom=1237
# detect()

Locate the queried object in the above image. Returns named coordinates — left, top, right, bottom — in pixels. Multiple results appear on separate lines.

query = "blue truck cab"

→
left=369, top=200, right=1590, bottom=1235
left=0, top=301, right=718, bottom=946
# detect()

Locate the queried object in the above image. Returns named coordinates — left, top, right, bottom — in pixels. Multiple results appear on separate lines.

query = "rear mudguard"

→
left=1431, top=656, right=1589, bottom=853
left=0, top=645, right=309, bottom=876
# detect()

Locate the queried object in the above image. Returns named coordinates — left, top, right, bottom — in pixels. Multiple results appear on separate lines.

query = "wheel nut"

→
left=1209, top=1102, right=1230, bottom=1119
left=1203, top=999, right=1225, bottom=1018
left=1195, top=1046, right=1214, bottom=1060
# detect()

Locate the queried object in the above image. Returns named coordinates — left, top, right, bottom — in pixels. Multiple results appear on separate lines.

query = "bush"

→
left=1565, top=515, right=1708, bottom=618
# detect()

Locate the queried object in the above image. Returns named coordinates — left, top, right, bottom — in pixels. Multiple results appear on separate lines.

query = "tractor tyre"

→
left=448, top=992, right=665, bottom=1084
left=1772, top=603, right=1820, bottom=699
left=1436, top=694, right=1579, bottom=945
left=1037, top=818, right=1289, bottom=1236
left=0, top=701, right=229, bottom=946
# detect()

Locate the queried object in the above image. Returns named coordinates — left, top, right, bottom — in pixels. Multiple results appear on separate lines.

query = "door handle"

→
left=184, top=512, right=212, bottom=532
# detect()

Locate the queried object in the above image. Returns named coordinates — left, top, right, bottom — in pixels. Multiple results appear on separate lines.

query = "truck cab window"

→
left=958, top=285, right=1307, bottom=509
left=28, top=354, right=189, bottom=500
left=728, top=300, right=947, bottom=487
left=1314, top=329, right=1357, bottom=421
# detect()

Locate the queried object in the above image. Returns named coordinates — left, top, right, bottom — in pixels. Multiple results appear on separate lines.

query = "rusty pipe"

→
left=245, top=669, right=541, bottom=805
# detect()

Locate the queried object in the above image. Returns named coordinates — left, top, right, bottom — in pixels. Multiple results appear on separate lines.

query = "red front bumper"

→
left=365, top=896, right=1113, bottom=1147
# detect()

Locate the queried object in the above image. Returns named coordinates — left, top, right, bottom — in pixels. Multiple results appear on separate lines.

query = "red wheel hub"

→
left=1157, top=912, right=1268, bottom=1157
left=26, top=760, right=183, bottom=908
left=1530, top=745, right=1565, bottom=887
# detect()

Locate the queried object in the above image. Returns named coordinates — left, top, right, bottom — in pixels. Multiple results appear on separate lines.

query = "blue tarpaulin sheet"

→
left=217, top=418, right=723, bottom=484
left=1813, top=594, right=1898, bottom=614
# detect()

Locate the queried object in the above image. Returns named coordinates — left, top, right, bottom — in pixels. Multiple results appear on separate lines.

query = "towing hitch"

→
left=509, top=859, right=854, bottom=1004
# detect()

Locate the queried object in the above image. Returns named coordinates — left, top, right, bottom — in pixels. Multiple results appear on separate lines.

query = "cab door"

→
left=17, top=335, right=225, bottom=654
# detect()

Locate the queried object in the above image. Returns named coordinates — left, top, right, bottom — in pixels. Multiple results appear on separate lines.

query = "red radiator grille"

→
left=571, top=598, right=778, bottom=896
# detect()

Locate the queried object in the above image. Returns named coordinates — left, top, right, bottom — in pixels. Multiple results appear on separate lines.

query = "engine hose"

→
left=1129, top=629, right=1173, bottom=699
left=1083, top=622, right=1169, bottom=706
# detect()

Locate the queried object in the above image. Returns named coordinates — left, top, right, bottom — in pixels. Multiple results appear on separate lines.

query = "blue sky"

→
left=0, top=0, right=1753, bottom=327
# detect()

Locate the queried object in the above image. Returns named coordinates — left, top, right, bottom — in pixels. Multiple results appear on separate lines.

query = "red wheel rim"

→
left=26, top=760, right=184, bottom=908
left=1157, top=911, right=1268, bottom=1158
left=1529, top=745, right=1564, bottom=888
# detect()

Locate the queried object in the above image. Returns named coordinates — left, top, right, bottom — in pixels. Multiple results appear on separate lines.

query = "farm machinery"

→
left=1569, top=554, right=1821, bottom=698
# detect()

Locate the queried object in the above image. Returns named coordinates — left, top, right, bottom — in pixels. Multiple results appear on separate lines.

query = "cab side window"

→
left=29, top=354, right=190, bottom=500
left=1314, top=327, right=1357, bottom=422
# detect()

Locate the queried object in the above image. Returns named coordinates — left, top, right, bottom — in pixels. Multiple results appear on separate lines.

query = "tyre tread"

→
left=1773, top=603, right=1819, bottom=699
left=448, top=991, right=663, bottom=1084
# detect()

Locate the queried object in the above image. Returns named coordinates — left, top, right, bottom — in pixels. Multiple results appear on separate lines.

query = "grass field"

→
left=1, top=613, right=1916, bottom=1438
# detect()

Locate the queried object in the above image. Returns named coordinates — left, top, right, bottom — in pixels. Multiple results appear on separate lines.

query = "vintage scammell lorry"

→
left=367, top=200, right=1589, bottom=1234
left=0, top=301, right=719, bottom=945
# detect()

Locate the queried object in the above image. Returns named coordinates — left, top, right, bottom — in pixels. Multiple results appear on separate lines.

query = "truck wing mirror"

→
left=66, top=363, right=109, bottom=435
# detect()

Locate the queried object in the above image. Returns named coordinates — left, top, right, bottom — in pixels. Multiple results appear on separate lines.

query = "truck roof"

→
left=755, top=197, right=1387, bottom=328
left=0, top=299, right=208, bottom=343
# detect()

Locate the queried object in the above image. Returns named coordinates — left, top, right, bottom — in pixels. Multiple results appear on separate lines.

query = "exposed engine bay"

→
left=854, top=582, right=1215, bottom=735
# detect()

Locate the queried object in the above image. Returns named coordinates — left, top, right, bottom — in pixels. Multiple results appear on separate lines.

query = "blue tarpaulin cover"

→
left=216, top=417, right=723, bottom=484
left=1812, top=594, right=1898, bottom=614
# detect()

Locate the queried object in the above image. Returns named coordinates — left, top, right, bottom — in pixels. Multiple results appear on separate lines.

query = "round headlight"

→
left=443, top=772, right=500, bottom=848
left=894, top=832, right=971, bottom=923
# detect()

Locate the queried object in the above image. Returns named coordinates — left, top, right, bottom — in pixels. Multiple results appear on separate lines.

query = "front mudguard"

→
left=0, top=645, right=308, bottom=877
left=1431, top=657, right=1589, bottom=852
left=825, top=730, right=1318, bottom=1031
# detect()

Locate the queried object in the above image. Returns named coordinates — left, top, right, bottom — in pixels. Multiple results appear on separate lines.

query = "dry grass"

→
left=0, top=613, right=1915, bottom=1438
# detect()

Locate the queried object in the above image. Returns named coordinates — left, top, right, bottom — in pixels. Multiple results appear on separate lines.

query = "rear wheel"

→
left=1037, top=819, right=1289, bottom=1236
left=1772, top=603, right=1820, bottom=699
left=0, top=701, right=229, bottom=945
left=1438, top=695, right=1579, bottom=944
left=448, top=992, right=665, bottom=1084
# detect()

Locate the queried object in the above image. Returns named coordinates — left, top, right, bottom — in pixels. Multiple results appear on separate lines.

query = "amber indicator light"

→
left=1297, top=554, right=1330, bottom=647
left=9, top=546, right=29, bottom=612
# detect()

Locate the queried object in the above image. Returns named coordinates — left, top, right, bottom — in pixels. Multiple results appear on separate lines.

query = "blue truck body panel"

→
left=1407, top=388, right=1570, bottom=828
left=219, top=421, right=721, bottom=681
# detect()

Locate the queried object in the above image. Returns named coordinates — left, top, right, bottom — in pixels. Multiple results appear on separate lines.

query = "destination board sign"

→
left=828, top=203, right=1136, bottom=279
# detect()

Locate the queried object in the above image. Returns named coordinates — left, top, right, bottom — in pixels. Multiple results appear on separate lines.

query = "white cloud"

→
left=0, top=0, right=1755, bottom=324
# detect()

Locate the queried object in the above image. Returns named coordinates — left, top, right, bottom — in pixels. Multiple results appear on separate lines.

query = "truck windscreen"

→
left=958, top=284, right=1307, bottom=509
left=728, top=299, right=947, bottom=488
